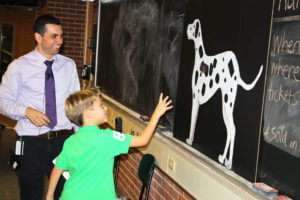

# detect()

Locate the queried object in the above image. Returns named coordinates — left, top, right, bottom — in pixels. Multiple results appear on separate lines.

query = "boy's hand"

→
left=153, top=93, right=173, bottom=118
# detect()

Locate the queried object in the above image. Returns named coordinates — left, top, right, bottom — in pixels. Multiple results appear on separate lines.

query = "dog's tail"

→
left=238, top=65, right=263, bottom=91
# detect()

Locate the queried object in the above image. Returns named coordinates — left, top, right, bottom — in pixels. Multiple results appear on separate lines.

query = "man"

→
left=0, top=14, right=80, bottom=200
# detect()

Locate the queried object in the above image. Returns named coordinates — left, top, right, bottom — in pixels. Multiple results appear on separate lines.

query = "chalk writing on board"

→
left=277, top=0, right=299, bottom=12
left=267, top=82, right=299, bottom=105
left=264, top=125, right=298, bottom=152
left=263, top=19, right=300, bottom=158
left=272, top=32, right=300, bottom=55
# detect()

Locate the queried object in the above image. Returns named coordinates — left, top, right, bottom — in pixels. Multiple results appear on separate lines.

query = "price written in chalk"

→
left=264, top=125, right=298, bottom=152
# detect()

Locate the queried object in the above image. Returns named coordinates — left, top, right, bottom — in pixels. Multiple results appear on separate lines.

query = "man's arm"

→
left=0, top=62, right=28, bottom=120
left=46, top=166, right=64, bottom=200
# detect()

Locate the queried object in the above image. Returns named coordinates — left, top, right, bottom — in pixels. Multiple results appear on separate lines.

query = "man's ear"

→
left=34, top=32, right=42, bottom=44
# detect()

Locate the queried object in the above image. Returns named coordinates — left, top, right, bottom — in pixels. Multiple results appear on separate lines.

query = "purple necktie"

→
left=44, top=60, right=57, bottom=129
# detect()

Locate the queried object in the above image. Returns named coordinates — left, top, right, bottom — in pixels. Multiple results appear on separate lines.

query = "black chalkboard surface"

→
left=96, top=0, right=185, bottom=130
left=258, top=2, right=300, bottom=199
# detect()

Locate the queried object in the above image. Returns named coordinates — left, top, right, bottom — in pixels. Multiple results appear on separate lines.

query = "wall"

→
left=118, top=149, right=195, bottom=200
left=0, top=6, right=35, bottom=59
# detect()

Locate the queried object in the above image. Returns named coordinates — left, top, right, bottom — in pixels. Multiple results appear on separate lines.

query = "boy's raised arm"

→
left=46, top=166, right=64, bottom=200
left=130, top=93, right=173, bottom=147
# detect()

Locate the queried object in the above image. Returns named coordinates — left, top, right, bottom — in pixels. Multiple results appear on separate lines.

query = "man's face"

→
left=35, top=24, right=63, bottom=60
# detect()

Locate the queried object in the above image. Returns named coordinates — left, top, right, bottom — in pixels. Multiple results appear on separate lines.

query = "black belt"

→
left=37, top=129, right=74, bottom=139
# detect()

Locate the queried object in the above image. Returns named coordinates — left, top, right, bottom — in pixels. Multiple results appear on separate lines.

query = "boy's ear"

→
left=83, top=109, right=93, bottom=120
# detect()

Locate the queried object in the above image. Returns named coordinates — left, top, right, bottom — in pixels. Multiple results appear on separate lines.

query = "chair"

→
left=114, top=155, right=121, bottom=187
left=138, top=154, right=155, bottom=200
left=114, top=117, right=122, bottom=187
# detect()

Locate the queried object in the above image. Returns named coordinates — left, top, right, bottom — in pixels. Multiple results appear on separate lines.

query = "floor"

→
left=0, top=115, right=19, bottom=200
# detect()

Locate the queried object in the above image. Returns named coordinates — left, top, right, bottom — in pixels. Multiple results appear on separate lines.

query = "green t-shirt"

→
left=56, top=125, right=132, bottom=200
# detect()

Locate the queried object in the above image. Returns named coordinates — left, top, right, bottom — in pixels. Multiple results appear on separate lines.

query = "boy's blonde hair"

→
left=65, top=88, right=102, bottom=126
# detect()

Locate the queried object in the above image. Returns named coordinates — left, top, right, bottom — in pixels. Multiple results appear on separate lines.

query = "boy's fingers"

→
left=166, top=100, right=172, bottom=106
left=159, top=93, right=163, bottom=102
left=163, top=96, right=169, bottom=102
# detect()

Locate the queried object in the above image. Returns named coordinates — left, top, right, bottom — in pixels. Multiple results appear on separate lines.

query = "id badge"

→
left=15, top=139, right=24, bottom=156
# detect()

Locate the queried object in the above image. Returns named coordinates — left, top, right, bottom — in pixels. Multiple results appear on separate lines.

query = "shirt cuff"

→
left=18, top=105, right=29, bottom=119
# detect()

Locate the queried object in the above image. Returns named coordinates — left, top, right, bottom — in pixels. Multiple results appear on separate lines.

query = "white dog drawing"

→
left=186, top=19, right=263, bottom=169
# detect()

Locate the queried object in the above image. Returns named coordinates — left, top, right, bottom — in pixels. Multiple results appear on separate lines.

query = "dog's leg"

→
left=186, top=94, right=199, bottom=145
left=225, top=121, right=235, bottom=170
left=218, top=103, right=230, bottom=165
left=219, top=97, right=236, bottom=169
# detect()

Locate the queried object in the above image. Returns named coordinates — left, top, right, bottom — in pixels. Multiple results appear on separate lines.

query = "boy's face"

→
left=90, top=96, right=107, bottom=125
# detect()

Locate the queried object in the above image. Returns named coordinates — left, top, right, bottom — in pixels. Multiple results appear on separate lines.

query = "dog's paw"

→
left=224, top=159, right=232, bottom=169
left=218, top=155, right=225, bottom=164
left=186, top=138, right=193, bottom=145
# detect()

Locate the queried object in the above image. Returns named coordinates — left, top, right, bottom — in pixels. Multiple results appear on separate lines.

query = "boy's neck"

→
left=82, top=123, right=99, bottom=127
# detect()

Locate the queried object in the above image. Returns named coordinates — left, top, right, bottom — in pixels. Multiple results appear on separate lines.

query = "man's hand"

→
left=25, top=107, right=51, bottom=127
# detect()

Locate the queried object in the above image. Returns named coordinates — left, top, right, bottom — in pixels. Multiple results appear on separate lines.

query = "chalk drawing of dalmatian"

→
left=186, top=19, right=263, bottom=169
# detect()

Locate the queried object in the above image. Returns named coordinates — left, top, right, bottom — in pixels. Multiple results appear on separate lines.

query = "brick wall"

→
left=117, top=148, right=196, bottom=200
left=37, top=0, right=86, bottom=72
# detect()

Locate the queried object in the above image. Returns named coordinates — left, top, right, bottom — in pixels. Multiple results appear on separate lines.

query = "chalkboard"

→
left=173, top=0, right=272, bottom=181
left=258, top=1, right=300, bottom=199
left=96, top=0, right=186, bottom=129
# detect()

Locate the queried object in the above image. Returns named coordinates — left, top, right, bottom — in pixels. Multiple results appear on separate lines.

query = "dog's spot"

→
left=224, top=94, right=228, bottom=103
left=228, top=59, right=234, bottom=77
left=230, top=102, right=232, bottom=107
left=195, top=71, right=199, bottom=85
left=209, top=65, right=213, bottom=76
left=231, top=88, right=233, bottom=92
left=201, top=84, right=206, bottom=96
left=234, top=76, right=237, bottom=80
left=213, top=58, right=217, bottom=68
left=209, top=79, right=213, bottom=88
left=195, top=22, right=199, bottom=38
left=224, top=78, right=226, bottom=83
left=199, top=46, right=203, bottom=58
left=215, top=73, right=220, bottom=84
left=222, top=68, right=225, bottom=73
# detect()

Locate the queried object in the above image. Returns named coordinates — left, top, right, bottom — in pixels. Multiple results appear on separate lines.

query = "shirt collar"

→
left=33, top=47, right=59, bottom=64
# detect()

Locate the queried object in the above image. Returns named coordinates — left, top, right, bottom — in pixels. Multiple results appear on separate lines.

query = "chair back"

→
left=138, top=154, right=155, bottom=200
left=114, top=155, right=121, bottom=187
left=114, top=117, right=122, bottom=187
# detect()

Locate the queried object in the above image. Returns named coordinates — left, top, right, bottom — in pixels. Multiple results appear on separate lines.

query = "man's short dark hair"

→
left=33, top=14, right=61, bottom=35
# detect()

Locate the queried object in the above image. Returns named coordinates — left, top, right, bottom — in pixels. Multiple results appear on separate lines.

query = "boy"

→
left=46, top=89, right=172, bottom=200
